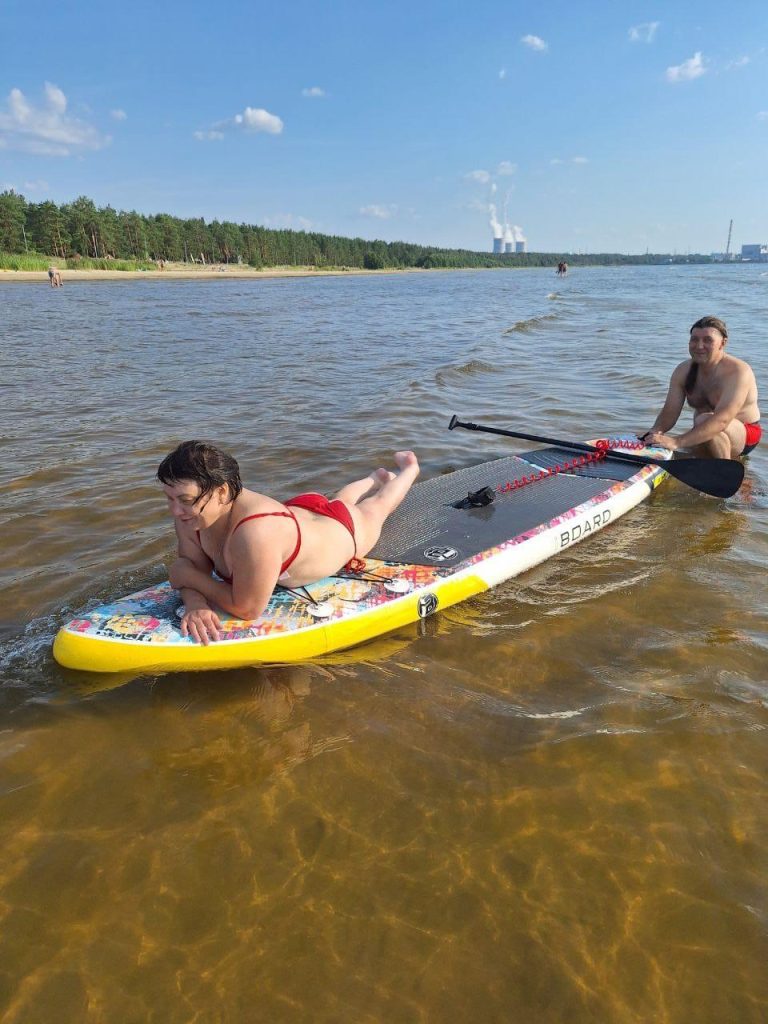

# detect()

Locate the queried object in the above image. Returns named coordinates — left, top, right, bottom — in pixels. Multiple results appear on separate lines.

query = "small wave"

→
left=503, top=312, right=558, bottom=334
left=435, top=359, right=496, bottom=386
left=0, top=614, right=60, bottom=706
left=595, top=727, right=648, bottom=735
left=522, top=708, right=587, bottom=720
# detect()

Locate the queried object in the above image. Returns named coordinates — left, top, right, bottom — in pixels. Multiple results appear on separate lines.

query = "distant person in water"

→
left=48, top=266, right=63, bottom=287
left=640, top=316, right=760, bottom=460
left=158, top=441, right=420, bottom=644
left=556, top=261, right=567, bottom=276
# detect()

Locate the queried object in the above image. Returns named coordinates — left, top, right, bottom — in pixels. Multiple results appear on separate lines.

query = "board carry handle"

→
left=448, top=415, right=745, bottom=499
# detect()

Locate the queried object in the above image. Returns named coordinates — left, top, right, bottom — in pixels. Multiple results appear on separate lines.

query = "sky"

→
left=1, top=0, right=767, bottom=254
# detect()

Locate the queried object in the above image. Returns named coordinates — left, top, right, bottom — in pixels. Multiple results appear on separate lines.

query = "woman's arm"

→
left=170, top=519, right=222, bottom=645
left=170, top=523, right=284, bottom=623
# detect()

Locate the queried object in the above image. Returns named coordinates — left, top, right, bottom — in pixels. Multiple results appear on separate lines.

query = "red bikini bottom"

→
left=743, top=421, right=761, bottom=455
left=284, top=493, right=356, bottom=550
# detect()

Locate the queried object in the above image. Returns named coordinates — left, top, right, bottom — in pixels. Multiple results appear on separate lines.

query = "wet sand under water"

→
left=1, top=266, right=766, bottom=1022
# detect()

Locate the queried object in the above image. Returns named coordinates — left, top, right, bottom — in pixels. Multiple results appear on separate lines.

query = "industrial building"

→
left=741, top=244, right=768, bottom=261
left=492, top=228, right=526, bottom=254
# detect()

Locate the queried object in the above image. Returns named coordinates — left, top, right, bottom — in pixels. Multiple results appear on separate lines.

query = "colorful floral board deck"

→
left=53, top=438, right=670, bottom=674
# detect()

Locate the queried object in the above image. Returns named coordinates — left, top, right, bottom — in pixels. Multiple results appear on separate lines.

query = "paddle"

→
left=448, top=415, right=745, bottom=499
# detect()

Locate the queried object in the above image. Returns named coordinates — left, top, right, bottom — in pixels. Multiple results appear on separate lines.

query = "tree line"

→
left=0, top=190, right=713, bottom=270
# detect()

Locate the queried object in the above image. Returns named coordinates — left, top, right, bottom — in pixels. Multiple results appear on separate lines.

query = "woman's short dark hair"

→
left=157, top=441, right=242, bottom=503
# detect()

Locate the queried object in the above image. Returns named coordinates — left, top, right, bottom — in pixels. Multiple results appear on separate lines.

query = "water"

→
left=1, top=266, right=766, bottom=1022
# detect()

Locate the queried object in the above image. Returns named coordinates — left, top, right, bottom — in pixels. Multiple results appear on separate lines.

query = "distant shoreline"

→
left=1, top=259, right=745, bottom=284
left=0, top=264, right=431, bottom=284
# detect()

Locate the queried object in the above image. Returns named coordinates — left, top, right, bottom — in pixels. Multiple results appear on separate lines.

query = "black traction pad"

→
left=369, top=447, right=647, bottom=568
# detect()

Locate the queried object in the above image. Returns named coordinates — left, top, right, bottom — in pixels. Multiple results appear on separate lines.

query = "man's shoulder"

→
left=670, top=358, right=692, bottom=380
left=722, top=353, right=756, bottom=379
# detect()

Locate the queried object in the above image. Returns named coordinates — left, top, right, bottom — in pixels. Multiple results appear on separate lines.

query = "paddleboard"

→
left=53, top=437, right=671, bottom=674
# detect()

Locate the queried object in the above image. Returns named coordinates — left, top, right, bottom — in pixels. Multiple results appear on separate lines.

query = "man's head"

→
left=689, top=316, right=728, bottom=365
left=690, top=315, right=727, bottom=340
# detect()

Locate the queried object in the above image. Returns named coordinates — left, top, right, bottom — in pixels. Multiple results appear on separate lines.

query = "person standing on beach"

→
left=47, top=266, right=63, bottom=287
left=640, top=316, right=760, bottom=459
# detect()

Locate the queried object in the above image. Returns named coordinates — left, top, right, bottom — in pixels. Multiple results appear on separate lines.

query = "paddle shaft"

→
left=448, top=416, right=662, bottom=468
left=447, top=415, right=745, bottom=498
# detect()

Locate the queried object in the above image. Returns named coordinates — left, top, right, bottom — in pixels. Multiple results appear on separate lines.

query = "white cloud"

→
left=234, top=107, right=283, bottom=133
left=465, top=169, right=491, bottom=184
left=550, top=158, right=563, bottom=165
left=497, top=161, right=517, bottom=175
left=666, top=52, right=706, bottom=83
left=110, top=108, right=127, bottom=121
left=499, top=68, right=507, bottom=80
left=23, top=179, right=49, bottom=192
left=195, top=105, right=283, bottom=141
left=572, top=156, right=588, bottom=164
left=521, top=34, right=548, bottom=52
left=301, top=86, right=326, bottom=98
left=726, top=56, right=750, bottom=70
left=263, top=213, right=314, bottom=230
left=0, top=82, right=109, bottom=156
left=629, top=22, right=659, bottom=43
left=359, top=204, right=397, bottom=220
left=757, top=111, right=768, bottom=121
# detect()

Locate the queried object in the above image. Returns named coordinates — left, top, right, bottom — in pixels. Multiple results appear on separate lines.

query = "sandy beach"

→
left=0, top=263, right=417, bottom=283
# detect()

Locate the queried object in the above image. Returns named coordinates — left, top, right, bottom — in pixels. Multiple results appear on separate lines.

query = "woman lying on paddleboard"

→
left=158, top=441, right=420, bottom=645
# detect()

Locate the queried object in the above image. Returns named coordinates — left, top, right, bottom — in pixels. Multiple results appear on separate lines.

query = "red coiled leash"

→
left=497, top=439, right=646, bottom=494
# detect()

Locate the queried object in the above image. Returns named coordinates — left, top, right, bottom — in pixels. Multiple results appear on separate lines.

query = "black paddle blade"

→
left=661, top=456, right=744, bottom=498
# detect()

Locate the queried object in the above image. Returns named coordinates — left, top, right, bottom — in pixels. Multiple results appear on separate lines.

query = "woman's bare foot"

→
left=374, top=468, right=395, bottom=486
left=393, top=450, right=419, bottom=472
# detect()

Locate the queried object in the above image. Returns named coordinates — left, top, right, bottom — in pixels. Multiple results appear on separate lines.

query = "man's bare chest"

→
left=687, top=376, right=724, bottom=412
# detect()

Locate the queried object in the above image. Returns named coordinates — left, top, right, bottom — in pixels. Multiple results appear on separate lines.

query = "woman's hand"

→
left=169, top=557, right=221, bottom=643
left=180, top=606, right=222, bottom=645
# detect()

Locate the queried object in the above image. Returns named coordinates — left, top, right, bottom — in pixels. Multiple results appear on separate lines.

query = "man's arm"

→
left=670, top=365, right=752, bottom=449
left=641, top=362, right=687, bottom=438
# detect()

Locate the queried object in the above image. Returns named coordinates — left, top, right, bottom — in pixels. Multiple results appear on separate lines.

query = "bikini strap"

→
left=230, top=509, right=302, bottom=576
left=231, top=511, right=295, bottom=534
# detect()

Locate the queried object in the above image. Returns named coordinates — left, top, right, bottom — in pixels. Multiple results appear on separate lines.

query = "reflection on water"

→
left=1, top=267, right=767, bottom=1021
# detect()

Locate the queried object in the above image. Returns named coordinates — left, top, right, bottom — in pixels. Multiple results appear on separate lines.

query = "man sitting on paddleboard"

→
left=158, top=441, right=420, bottom=645
left=640, top=316, right=760, bottom=460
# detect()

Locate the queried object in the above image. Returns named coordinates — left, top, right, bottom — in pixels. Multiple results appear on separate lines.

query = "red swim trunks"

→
left=284, top=492, right=356, bottom=547
left=743, top=421, right=761, bottom=455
